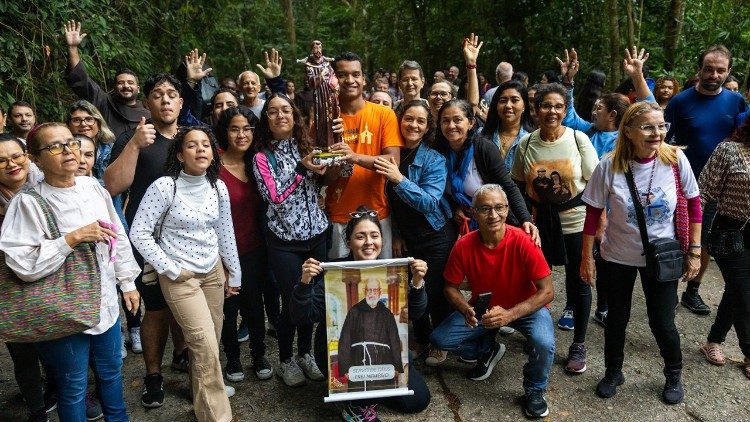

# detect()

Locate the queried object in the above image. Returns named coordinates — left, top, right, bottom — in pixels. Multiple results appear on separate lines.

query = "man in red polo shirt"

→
left=430, top=183, right=555, bottom=419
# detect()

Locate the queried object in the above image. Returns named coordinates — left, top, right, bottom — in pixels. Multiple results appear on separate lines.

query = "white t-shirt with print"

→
left=582, top=151, right=699, bottom=267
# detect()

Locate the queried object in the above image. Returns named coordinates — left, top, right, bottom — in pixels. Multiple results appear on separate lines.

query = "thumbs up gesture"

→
left=130, top=117, right=156, bottom=149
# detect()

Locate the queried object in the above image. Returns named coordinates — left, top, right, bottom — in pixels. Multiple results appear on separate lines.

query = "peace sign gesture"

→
left=462, top=33, right=484, bottom=66
left=556, top=48, right=579, bottom=83
left=623, top=46, right=649, bottom=79
left=256, top=49, right=283, bottom=79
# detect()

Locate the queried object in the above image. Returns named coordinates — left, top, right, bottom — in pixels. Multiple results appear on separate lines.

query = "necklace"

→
left=630, top=158, right=657, bottom=206
left=401, top=144, right=419, bottom=164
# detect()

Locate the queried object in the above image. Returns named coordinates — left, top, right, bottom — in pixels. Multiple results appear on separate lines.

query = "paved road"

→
left=1, top=262, right=748, bottom=421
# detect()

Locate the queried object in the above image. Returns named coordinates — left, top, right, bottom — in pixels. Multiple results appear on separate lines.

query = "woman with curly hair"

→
left=655, top=76, right=680, bottom=110
left=129, top=126, right=241, bottom=422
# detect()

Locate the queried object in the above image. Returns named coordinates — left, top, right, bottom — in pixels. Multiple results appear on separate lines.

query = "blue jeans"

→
left=36, top=320, right=128, bottom=422
left=431, top=307, right=555, bottom=392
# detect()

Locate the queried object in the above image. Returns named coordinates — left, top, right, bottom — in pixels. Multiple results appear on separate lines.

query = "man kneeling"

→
left=430, top=184, right=555, bottom=418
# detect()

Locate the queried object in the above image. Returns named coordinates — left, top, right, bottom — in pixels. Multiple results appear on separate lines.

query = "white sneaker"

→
left=296, top=353, right=325, bottom=381
left=498, top=326, right=516, bottom=335
left=277, top=359, right=307, bottom=387
left=130, top=328, right=143, bottom=354
left=224, top=385, right=235, bottom=398
left=120, top=336, right=127, bottom=359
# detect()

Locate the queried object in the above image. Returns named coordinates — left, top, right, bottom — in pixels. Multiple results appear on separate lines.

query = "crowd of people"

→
left=1, top=21, right=749, bottom=422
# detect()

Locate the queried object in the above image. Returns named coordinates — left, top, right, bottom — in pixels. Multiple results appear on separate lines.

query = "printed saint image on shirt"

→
left=324, top=264, right=409, bottom=395
left=527, top=160, right=575, bottom=204
left=626, top=186, right=671, bottom=226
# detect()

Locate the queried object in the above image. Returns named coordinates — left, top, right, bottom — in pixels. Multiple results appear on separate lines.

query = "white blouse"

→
left=0, top=176, right=140, bottom=335
left=129, top=173, right=241, bottom=287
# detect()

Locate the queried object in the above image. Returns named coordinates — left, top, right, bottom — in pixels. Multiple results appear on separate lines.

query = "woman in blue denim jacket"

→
left=481, top=80, right=534, bottom=170
left=373, top=100, right=456, bottom=364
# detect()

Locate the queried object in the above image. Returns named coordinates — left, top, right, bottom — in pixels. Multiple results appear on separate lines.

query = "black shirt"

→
left=386, top=147, right=434, bottom=239
left=109, top=128, right=173, bottom=225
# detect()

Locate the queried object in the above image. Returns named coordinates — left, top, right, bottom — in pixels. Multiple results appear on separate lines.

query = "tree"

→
left=664, top=0, right=685, bottom=72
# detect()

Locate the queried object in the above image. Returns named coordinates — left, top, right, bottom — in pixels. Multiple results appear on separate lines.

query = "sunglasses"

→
left=37, top=139, right=82, bottom=155
left=349, top=210, right=379, bottom=219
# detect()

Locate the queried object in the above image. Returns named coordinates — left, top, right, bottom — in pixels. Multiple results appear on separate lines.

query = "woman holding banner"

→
left=291, top=206, right=431, bottom=421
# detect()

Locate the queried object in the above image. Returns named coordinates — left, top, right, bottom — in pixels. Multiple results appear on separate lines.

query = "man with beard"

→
left=64, top=20, right=149, bottom=138
left=104, top=73, right=189, bottom=409
left=665, top=45, right=749, bottom=315
left=338, top=277, right=404, bottom=391
left=7, top=101, right=36, bottom=142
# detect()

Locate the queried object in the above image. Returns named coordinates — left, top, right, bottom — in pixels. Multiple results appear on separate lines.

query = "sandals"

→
left=744, top=358, right=750, bottom=380
left=700, top=343, right=726, bottom=366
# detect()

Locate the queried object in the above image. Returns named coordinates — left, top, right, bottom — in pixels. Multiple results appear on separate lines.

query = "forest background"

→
left=1, top=0, right=749, bottom=121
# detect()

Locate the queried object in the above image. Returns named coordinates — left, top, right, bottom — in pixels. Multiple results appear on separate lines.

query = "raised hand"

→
left=64, top=20, right=87, bottom=48
left=623, top=46, right=649, bottom=78
left=256, top=48, right=283, bottom=79
left=462, top=33, right=483, bottom=66
left=556, top=48, right=579, bottom=83
left=185, top=49, right=213, bottom=83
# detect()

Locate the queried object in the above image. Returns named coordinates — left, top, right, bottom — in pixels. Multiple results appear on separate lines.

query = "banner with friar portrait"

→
left=321, top=258, right=413, bottom=403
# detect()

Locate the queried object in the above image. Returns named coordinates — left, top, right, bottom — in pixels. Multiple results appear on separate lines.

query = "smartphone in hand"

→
left=473, top=292, right=492, bottom=320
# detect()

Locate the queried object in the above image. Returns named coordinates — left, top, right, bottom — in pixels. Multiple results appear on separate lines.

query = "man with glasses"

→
left=326, top=52, right=403, bottom=259
left=665, top=44, right=749, bottom=315
left=430, top=184, right=555, bottom=418
left=104, top=73, right=188, bottom=409
left=64, top=20, right=149, bottom=138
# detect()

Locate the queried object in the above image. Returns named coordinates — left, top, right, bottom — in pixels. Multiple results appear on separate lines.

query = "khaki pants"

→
left=160, top=263, right=232, bottom=422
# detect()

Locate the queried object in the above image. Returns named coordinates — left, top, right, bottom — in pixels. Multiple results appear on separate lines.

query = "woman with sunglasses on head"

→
left=580, top=101, right=701, bottom=404
left=251, top=93, right=332, bottom=388
left=373, top=100, right=455, bottom=365
left=0, top=124, right=141, bottom=422
left=214, top=106, right=275, bottom=382
left=510, top=82, right=599, bottom=375
left=129, top=126, right=241, bottom=422
left=292, top=206, right=431, bottom=421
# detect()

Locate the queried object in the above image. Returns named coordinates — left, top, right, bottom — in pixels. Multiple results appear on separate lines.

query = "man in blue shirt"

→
left=665, top=44, right=749, bottom=315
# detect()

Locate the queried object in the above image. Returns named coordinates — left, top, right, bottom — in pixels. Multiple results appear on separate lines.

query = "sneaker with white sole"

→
left=225, top=385, right=236, bottom=398
left=225, top=358, right=245, bottom=382
left=252, top=356, right=274, bottom=380
left=297, top=353, right=325, bottom=381
left=467, top=342, right=506, bottom=381
left=130, top=328, right=143, bottom=354
left=277, top=359, right=306, bottom=387
left=424, top=348, right=448, bottom=366
left=557, top=307, right=574, bottom=331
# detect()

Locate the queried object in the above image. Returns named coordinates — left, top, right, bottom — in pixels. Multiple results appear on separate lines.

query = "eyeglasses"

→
left=228, top=126, right=254, bottom=135
left=429, top=91, right=452, bottom=99
left=70, top=116, right=96, bottom=126
left=631, top=122, right=671, bottom=135
left=349, top=210, right=379, bottom=219
left=0, top=153, right=28, bottom=169
left=266, top=108, right=294, bottom=118
left=475, top=204, right=509, bottom=215
left=37, top=139, right=82, bottom=155
left=539, top=103, right=566, bottom=112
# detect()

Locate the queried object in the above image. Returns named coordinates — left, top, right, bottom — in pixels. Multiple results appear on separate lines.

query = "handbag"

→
left=141, top=180, right=177, bottom=285
left=625, top=167, right=684, bottom=282
left=706, top=151, right=750, bottom=258
left=0, top=189, right=102, bottom=343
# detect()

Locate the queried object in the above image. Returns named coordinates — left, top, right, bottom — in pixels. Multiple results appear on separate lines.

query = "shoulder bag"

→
left=141, top=179, right=177, bottom=284
left=0, top=189, right=102, bottom=343
left=706, top=146, right=749, bottom=257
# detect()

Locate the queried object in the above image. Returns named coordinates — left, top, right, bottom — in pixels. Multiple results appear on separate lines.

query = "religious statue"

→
left=297, top=40, right=341, bottom=149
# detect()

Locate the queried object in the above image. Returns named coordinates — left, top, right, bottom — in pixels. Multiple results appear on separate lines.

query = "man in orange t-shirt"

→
left=327, top=52, right=403, bottom=259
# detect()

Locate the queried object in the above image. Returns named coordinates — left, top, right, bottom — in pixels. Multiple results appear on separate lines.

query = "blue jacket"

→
left=490, top=127, right=528, bottom=170
left=392, top=142, right=452, bottom=231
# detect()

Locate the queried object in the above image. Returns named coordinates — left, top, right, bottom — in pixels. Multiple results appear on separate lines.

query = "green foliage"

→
left=1, top=0, right=748, bottom=121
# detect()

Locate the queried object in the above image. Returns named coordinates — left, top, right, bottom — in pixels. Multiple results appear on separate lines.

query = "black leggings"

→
left=268, top=232, right=327, bottom=362
left=563, top=232, right=592, bottom=344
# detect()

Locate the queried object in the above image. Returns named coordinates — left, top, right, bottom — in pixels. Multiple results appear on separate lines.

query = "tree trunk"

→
left=663, top=0, right=685, bottom=72
left=626, top=0, right=635, bottom=48
left=608, top=0, right=622, bottom=90
left=280, top=0, right=297, bottom=57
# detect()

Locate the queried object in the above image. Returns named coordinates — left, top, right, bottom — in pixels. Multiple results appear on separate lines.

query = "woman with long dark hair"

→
left=252, top=93, right=331, bottom=387
left=130, top=126, right=241, bottom=421
left=481, top=80, right=535, bottom=169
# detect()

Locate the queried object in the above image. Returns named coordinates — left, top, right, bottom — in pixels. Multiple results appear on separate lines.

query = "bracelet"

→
left=466, top=64, right=477, bottom=70
left=689, top=244, right=701, bottom=249
left=410, top=280, right=425, bottom=290
left=688, top=252, right=701, bottom=259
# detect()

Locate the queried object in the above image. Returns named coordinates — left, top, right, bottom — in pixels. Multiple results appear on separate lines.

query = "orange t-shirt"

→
left=325, top=101, right=403, bottom=223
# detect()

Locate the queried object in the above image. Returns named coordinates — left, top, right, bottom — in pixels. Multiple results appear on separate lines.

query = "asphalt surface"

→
left=1, top=261, right=748, bottom=421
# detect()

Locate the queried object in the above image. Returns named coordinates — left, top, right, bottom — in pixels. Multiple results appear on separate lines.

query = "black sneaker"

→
left=596, top=369, right=625, bottom=398
left=523, top=390, right=549, bottom=418
left=27, top=410, right=49, bottom=422
left=171, top=348, right=189, bottom=372
left=225, top=358, right=245, bottom=382
left=253, top=356, right=274, bottom=380
left=662, top=370, right=684, bottom=404
left=680, top=291, right=711, bottom=315
left=43, top=379, right=57, bottom=413
left=141, top=373, right=165, bottom=408
left=467, top=342, right=506, bottom=381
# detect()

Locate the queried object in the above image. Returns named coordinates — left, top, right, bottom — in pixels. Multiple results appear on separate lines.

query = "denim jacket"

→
left=393, top=142, right=452, bottom=231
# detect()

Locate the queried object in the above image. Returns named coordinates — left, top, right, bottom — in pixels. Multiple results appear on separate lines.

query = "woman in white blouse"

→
left=0, top=123, right=141, bottom=421
left=129, top=126, right=241, bottom=422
